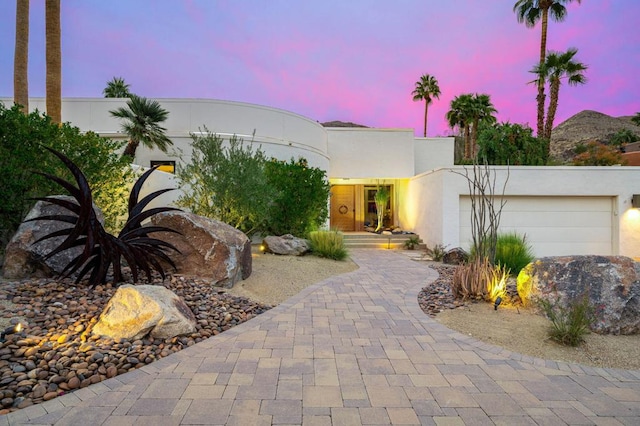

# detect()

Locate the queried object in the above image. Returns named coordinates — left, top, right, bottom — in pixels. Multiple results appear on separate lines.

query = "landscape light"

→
left=0, top=323, right=23, bottom=342
left=494, top=296, right=502, bottom=311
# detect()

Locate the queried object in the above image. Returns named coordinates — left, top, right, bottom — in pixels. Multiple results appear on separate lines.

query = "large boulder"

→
left=442, top=247, right=469, bottom=265
left=2, top=196, right=104, bottom=279
left=92, top=284, right=197, bottom=340
left=149, top=211, right=251, bottom=288
left=518, top=256, right=640, bottom=335
left=262, top=234, right=310, bottom=256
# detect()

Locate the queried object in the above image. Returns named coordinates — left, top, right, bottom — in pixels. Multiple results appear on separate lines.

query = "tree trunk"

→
left=464, top=125, right=471, bottom=160
left=472, top=118, right=480, bottom=158
left=544, top=79, right=560, bottom=141
left=536, top=8, right=549, bottom=139
left=122, top=140, right=139, bottom=160
left=423, top=102, right=428, bottom=137
left=45, top=0, right=61, bottom=123
left=14, top=0, right=29, bottom=113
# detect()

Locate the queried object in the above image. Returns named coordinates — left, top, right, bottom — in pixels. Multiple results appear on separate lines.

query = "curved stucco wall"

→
left=2, top=98, right=330, bottom=172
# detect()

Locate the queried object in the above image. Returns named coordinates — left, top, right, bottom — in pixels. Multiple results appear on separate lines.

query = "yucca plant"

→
left=28, top=146, right=181, bottom=287
left=538, top=295, right=594, bottom=346
left=309, top=229, right=348, bottom=260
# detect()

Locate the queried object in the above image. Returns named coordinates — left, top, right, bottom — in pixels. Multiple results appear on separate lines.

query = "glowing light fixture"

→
left=494, top=296, right=502, bottom=310
left=633, top=195, right=640, bottom=208
left=0, top=323, right=23, bottom=342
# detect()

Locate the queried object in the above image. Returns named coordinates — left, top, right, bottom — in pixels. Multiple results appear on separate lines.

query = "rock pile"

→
left=0, top=275, right=272, bottom=413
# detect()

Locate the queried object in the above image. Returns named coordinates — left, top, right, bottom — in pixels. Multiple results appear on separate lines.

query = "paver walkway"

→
left=3, top=249, right=640, bottom=425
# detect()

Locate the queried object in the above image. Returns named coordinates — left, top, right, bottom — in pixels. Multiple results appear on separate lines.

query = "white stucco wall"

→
left=327, top=128, right=415, bottom=179
left=409, top=166, right=640, bottom=258
left=414, top=137, right=455, bottom=175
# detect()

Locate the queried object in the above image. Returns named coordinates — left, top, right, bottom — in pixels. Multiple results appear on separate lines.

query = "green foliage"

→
left=607, top=129, right=639, bottom=147
left=176, top=131, right=276, bottom=236
left=632, top=112, right=640, bottom=127
left=573, top=141, right=625, bottom=166
left=477, top=122, right=549, bottom=165
left=403, top=236, right=421, bottom=250
left=264, top=158, right=330, bottom=237
left=374, top=185, right=390, bottom=232
left=0, top=104, right=133, bottom=240
left=309, top=230, right=348, bottom=260
left=426, top=243, right=448, bottom=261
left=494, top=232, right=535, bottom=276
left=539, top=295, right=594, bottom=346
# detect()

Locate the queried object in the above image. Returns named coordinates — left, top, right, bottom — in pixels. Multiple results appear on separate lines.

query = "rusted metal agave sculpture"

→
left=28, top=146, right=181, bottom=287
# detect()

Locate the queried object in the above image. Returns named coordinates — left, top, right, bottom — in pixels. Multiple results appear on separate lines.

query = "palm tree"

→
left=447, top=94, right=473, bottom=159
left=103, top=77, right=132, bottom=98
left=632, top=113, right=640, bottom=127
left=45, top=0, right=61, bottom=123
left=13, top=0, right=29, bottom=113
left=469, top=94, right=498, bottom=157
left=412, top=74, right=441, bottom=137
left=110, top=95, right=173, bottom=160
left=513, top=0, right=582, bottom=138
left=531, top=48, right=587, bottom=141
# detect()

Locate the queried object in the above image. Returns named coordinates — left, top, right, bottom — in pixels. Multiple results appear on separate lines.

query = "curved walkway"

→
left=3, top=250, right=640, bottom=425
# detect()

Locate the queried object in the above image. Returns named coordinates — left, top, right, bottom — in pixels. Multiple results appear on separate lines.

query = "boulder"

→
left=518, top=255, right=640, bottom=335
left=2, top=196, right=104, bottom=279
left=149, top=211, right=251, bottom=288
left=92, top=284, right=197, bottom=340
left=443, top=247, right=469, bottom=265
left=262, top=234, right=310, bottom=256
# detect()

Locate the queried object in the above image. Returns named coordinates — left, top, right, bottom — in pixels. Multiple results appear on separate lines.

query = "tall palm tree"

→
left=531, top=48, right=587, bottom=141
left=447, top=94, right=473, bottom=159
left=110, top=95, right=173, bottom=160
left=103, top=77, right=132, bottom=98
left=13, top=0, right=29, bottom=113
left=45, top=0, right=61, bottom=123
left=469, top=94, right=498, bottom=157
left=412, top=74, right=441, bottom=137
left=513, top=0, right=582, bottom=138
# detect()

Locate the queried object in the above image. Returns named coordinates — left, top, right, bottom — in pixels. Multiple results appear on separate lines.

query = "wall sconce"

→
left=633, top=195, right=640, bottom=208
left=0, top=323, right=23, bottom=343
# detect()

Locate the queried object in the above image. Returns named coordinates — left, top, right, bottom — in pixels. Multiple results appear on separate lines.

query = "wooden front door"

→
left=330, top=185, right=356, bottom=231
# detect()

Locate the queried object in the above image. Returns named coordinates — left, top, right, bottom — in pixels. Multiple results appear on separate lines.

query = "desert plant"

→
left=404, top=236, right=421, bottom=250
left=30, top=147, right=181, bottom=287
left=573, top=141, right=625, bottom=166
left=308, top=229, right=348, bottom=261
left=494, top=232, right=535, bottom=275
left=264, top=158, right=330, bottom=237
left=538, top=295, right=594, bottom=346
left=486, top=264, right=509, bottom=304
left=374, top=185, right=390, bottom=232
left=451, top=257, right=492, bottom=300
left=426, top=243, right=448, bottom=261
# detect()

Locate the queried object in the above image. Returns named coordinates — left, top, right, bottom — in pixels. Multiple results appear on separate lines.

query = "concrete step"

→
left=342, top=233, right=423, bottom=250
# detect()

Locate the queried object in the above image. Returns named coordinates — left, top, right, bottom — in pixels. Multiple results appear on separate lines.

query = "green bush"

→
left=403, top=236, right=420, bottom=250
left=538, top=295, right=594, bottom=346
left=494, top=232, right=535, bottom=275
left=0, top=104, right=133, bottom=240
left=426, top=243, right=448, bottom=261
left=476, top=122, right=549, bottom=165
left=264, top=158, right=330, bottom=237
left=176, top=130, right=276, bottom=236
left=309, top=230, right=348, bottom=260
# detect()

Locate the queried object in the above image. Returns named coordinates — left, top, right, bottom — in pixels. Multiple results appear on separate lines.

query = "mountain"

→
left=550, top=110, right=639, bottom=161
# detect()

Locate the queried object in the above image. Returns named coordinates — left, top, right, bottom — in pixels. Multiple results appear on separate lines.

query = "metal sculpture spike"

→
left=27, top=146, right=182, bottom=287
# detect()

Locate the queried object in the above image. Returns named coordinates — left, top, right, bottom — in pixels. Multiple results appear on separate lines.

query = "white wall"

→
left=327, top=128, right=415, bottom=179
left=410, top=166, right=640, bottom=258
left=414, top=137, right=455, bottom=174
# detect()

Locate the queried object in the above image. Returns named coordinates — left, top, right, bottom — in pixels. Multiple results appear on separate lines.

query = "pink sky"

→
left=1, top=0, right=638, bottom=136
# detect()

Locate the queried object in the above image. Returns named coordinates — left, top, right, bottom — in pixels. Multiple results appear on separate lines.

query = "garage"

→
left=459, top=196, right=615, bottom=257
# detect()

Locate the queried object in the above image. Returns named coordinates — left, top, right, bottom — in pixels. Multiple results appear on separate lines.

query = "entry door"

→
left=330, top=185, right=355, bottom=231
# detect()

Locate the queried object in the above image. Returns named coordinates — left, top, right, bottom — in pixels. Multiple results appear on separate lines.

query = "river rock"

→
left=262, top=234, right=310, bottom=256
left=91, top=284, right=197, bottom=340
left=149, top=211, right=251, bottom=288
left=518, top=255, right=640, bottom=335
left=2, top=196, right=105, bottom=279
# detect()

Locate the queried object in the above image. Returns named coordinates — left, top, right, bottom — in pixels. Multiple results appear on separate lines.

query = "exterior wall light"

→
left=633, top=195, right=640, bottom=209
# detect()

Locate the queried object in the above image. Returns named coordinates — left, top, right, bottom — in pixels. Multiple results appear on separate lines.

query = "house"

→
left=4, top=97, right=640, bottom=258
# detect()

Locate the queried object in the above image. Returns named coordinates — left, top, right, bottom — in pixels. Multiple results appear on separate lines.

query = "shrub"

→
left=0, top=104, right=133, bottom=240
left=309, top=230, right=348, bottom=260
left=476, top=121, right=549, bottom=165
left=403, top=236, right=421, bottom=250
left=264, top=158, right=330, bottom=237
left=451, top=257, right=492, bottom=300
left=494, top=232, right=534, bottom=276
left=176, top=130, right=276, bottom=236
left=607, top=129, right=639, bottom=147
left=573, top=141, right=625, bottom=166
left=426, top=243, right=447, bottom=261
left=538, top=295, right=594, bottom=346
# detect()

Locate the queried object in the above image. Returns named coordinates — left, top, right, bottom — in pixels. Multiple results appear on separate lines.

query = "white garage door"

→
left=459, top=196, right=614, bottom=257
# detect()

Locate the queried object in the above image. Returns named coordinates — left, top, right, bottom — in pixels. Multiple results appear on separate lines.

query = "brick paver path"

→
left=3, top=250, right=640, bottom=425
